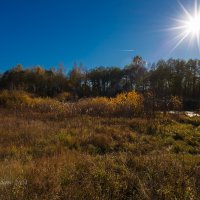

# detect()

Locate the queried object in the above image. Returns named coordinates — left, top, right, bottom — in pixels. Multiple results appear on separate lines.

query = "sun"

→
left=186, top=15, right=200, bottom=35
left=169, top=0, right=200, bottom=52
left=184, top=6, right=200, bottom=37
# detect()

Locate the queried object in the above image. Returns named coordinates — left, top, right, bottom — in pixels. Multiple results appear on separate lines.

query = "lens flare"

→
left=169, top=0, right=200, bottom=52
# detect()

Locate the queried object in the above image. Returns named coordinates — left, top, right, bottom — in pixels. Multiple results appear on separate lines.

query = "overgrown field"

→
left=0, top=91, right=200, bottom=199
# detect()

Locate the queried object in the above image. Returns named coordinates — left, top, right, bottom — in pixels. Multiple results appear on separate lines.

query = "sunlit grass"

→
left=0, top=90, right=200, bottom=199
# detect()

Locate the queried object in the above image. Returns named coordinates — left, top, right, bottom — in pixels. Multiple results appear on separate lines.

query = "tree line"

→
left=0, top=56, right=200, bottom=110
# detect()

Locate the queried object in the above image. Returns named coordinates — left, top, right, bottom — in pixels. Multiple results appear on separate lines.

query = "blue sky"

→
left=0, top=0, right=199, bottom=72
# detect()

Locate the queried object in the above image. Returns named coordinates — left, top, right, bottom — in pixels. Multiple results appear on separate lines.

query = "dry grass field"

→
left=0, top=102, right=200, bottom=199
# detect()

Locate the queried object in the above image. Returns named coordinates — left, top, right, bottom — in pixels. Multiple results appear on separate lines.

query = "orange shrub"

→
left=0, top=90, right=144, bottom=117
left=113, top=91, right=144, bottom=116
left=0, top=90, right=73, bottom=116
left=77, top=91, right=144, bottom=117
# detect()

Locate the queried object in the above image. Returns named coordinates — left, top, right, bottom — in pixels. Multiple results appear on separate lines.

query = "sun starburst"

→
left=169, top=0, right=200, bottom=52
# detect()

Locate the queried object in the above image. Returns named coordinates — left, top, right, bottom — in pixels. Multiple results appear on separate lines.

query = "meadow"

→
left=0, top=91, right=200, bottom=199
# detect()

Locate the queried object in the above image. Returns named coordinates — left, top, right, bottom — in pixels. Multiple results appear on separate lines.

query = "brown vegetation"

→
left=0, top=90, right=200, bottom=199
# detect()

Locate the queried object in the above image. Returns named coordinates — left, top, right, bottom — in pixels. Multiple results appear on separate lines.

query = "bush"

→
left=169, top=96, right=183, bottom=111
left=77, top=97, right=114, bottom=116
left=0, top=90, right=33, bottom=108
left=55, top=92, right=73, bottom=102
left=32, top=97, right=65, bottom=113
left=0, top=90, right=73, bottom=116
left=77, top=91, right=144, bottom=117
left=113, top=91, right=144, bottom=116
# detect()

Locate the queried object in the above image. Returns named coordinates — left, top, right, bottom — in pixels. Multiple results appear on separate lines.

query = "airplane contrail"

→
left=120, top=49, right=135, bottom=52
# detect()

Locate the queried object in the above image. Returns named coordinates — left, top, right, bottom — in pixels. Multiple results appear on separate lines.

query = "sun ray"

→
left=178, top=1, right=193, bottom=20
left=167, top=25, right=188, bottom=31
left=170, top=31, right=190, bottom=53
left=169, top=0, right=200, bottom=53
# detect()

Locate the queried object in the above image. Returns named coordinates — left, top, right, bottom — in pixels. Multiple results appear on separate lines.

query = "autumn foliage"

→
left=0, top=90, right=185, bottom=118
left=76, top=91, right=144, bottom=117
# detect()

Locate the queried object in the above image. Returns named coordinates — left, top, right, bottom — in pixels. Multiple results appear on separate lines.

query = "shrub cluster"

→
left=0, top=90, right=184, bottom=118
left=0, top=90, right=72, bottom=116
left=77, top=91, right=144, bottom=117
left=0, top=90, right=33, bottom=108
